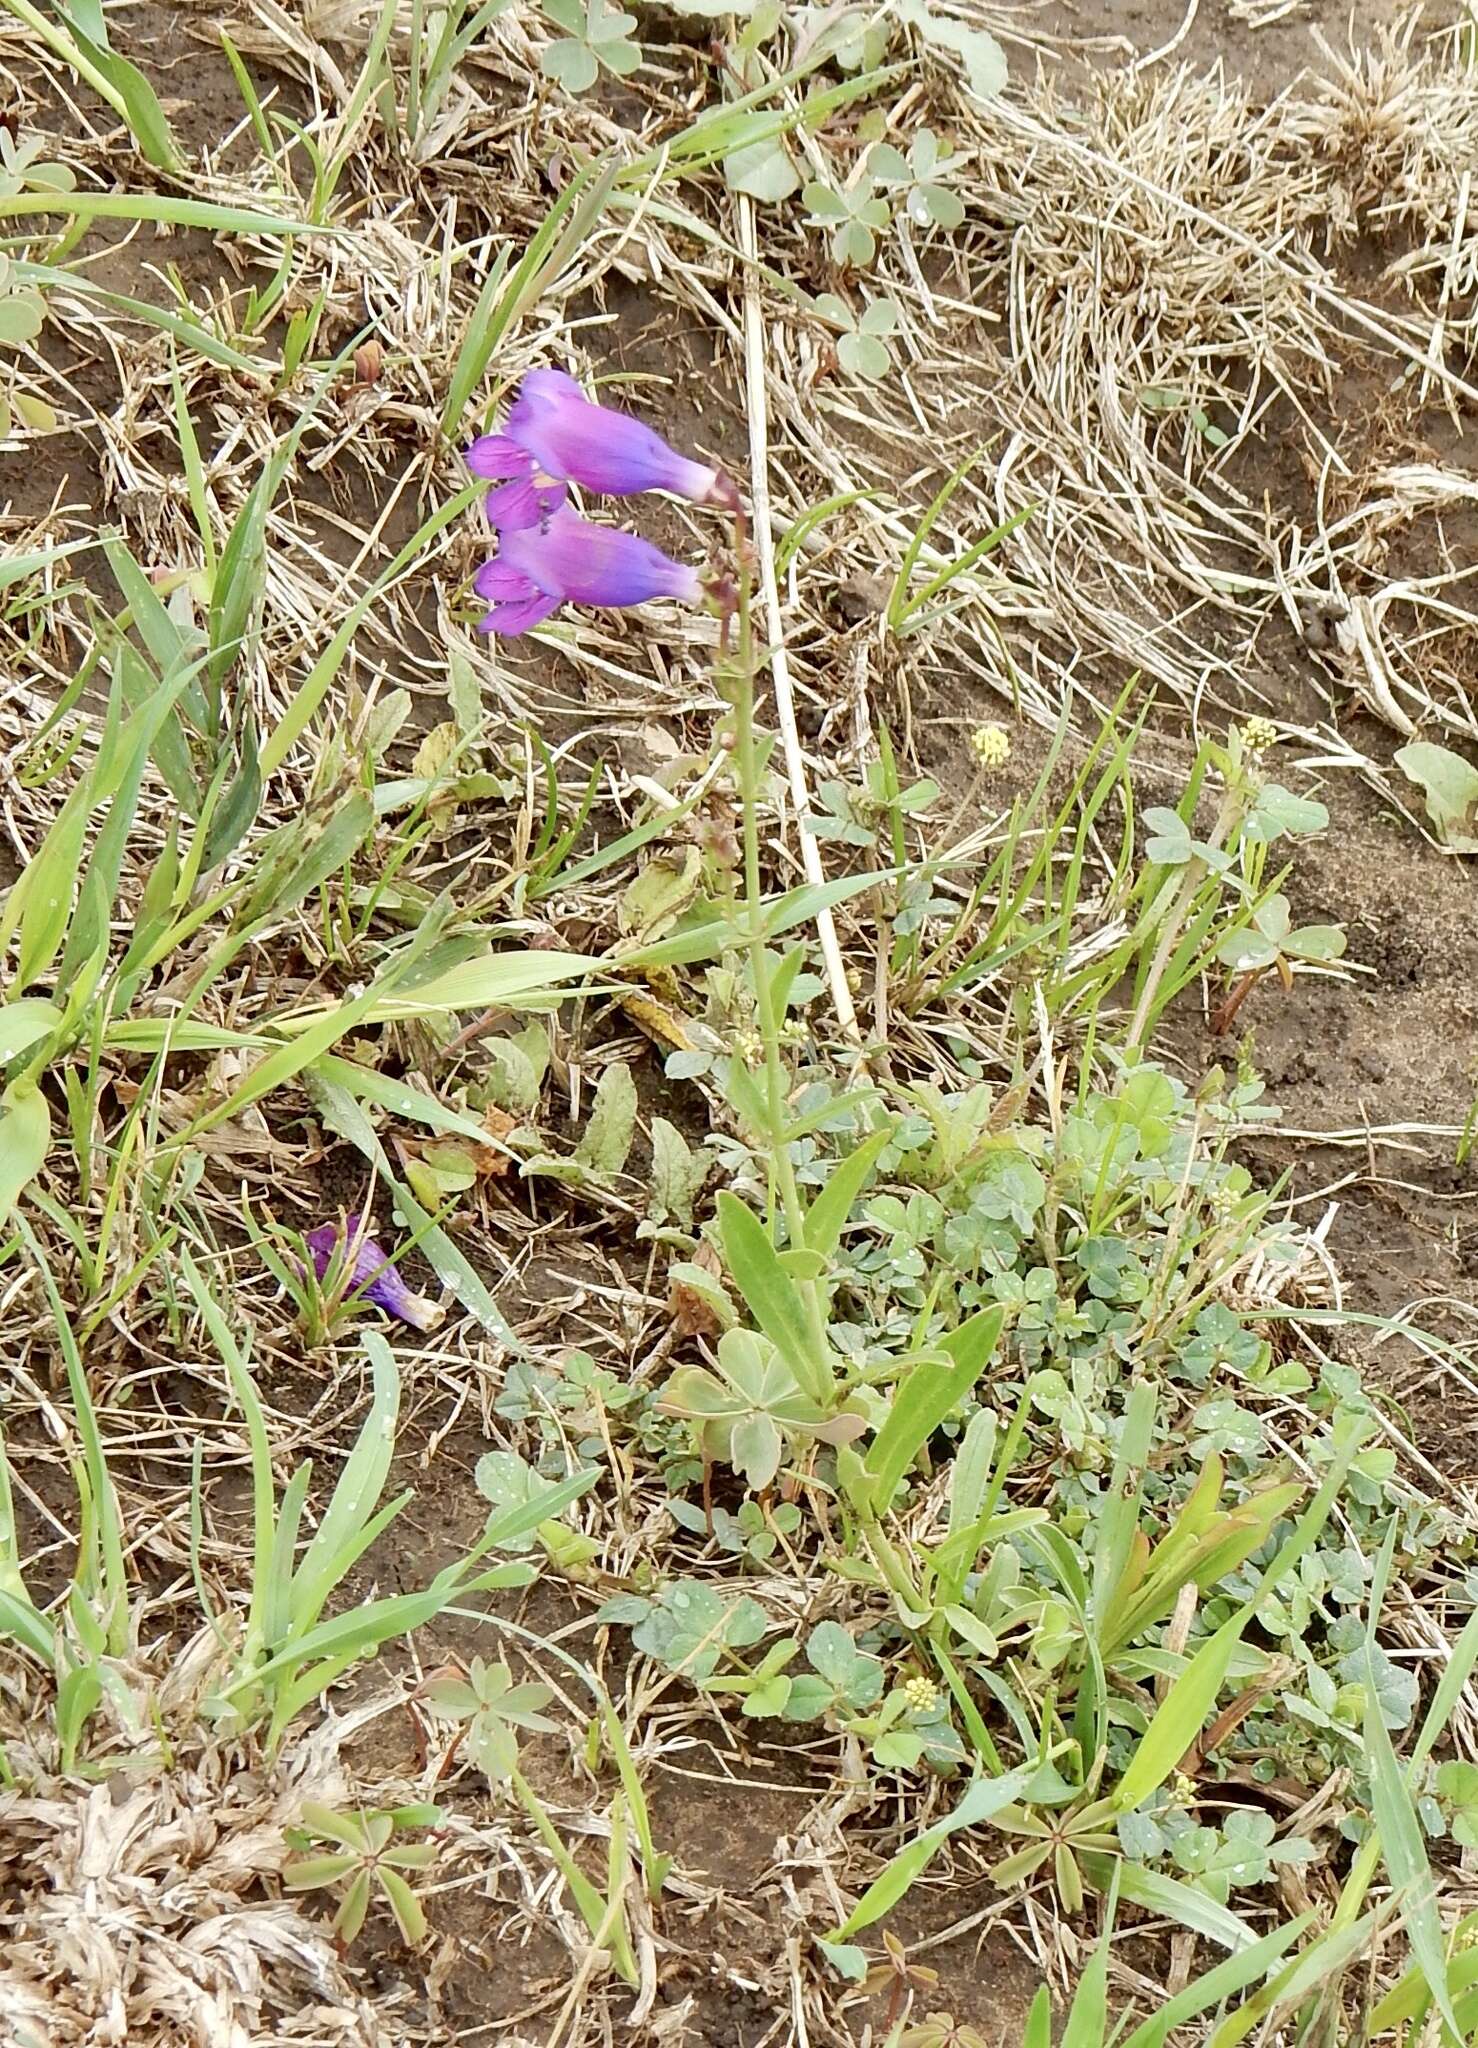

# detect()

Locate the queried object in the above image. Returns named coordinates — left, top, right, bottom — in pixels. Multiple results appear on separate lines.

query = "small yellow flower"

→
left=1239, top=716, right=1278, bottom=753
left=903, top=1674, right=939, bottom=1715
left=969, top=723, right=1011, bottom=772
left=731, top=1026, right=765, bottom=1068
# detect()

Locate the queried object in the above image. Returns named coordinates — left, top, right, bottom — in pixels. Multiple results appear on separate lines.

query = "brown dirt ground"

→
left=8, top=0, right=1478, bottom=2042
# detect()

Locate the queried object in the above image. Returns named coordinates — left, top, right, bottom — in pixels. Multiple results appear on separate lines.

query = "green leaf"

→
left=0, top=1586, right=56, bottom=1664
left=576, top=1060, right=637, bottom=1174
left=1143, top=806, right=1192, bottom=865
left=731, top=1411, right=783, bottom=1490
left=817, top=1938, right=868, bottom=1981
left=1245, top=783, right=1328, bottom=843
left=801, top=1120, right=895, bottom=1259
left=860, top=1306, right=1005, bottom=1512
left=1122, top=1912, right=1315, bottom=2048
left=805, top=1620, right=883, bottom=1710
left=45, top=0, right=181, bottom=170
left=717, top=1192, right=832, bottom=1407
left=724, top=132, right=800, bottom=202
left=830, top=1764, right=1033, bottom=1936
left=1395, top=740, right=1478, bottom=853
left=899, top=0, right=1007, bottom=99
left=1365, top=1638, right=1464, bottom=2040
left=1288, top=923, right=1345, bottom=962
left=1101, top=1858, right=1257, bottom=1951
left=0, top=1084, right=50, bottom=1226
left=837, top=329, right=892, bottom=380
left=541, top=33, right=598, bottom=83
left=378, top=1866, right=428, bottom=1947
left=0, top=999, right=63, bottom=1067
left=0, top=293, right=44, bottom=347
left=630, top=1580, right=768, bottom=1681
left=475, top=1450, right=595, bottom=1553
left=649, top=1116, right=703, bottom=1226
left=1113, top=1608, right=1246, bottom=1813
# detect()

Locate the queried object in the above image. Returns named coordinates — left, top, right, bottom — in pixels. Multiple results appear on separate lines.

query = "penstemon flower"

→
left=305, top=1214, right=443, bottom=1331
left=468, top=366, right=736, bottom=530
left=473, top=503, right=700, bottom=636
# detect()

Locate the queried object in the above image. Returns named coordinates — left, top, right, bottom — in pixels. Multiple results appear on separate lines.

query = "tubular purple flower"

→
left=467, top=367, right=737, bottom=529
left=474, top=504, right=701, bottom=636
left=306, top=1214, right=444, bottom=1332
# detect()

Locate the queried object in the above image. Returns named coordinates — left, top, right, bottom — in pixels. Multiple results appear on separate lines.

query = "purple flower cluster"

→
left=468, top=367, right=735, bottom=638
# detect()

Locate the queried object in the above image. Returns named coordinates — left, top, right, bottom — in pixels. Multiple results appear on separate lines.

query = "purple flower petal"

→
left=305, top=1215, right=444, bottom=1332
left=484, top=473, right=566, bottom=531
left=481, top=591, right=561, bottom=636
left=466, top=433, right=532, bottom=480
left=502, top=367, right=724, bottom=506
left=501, top=506, right=701, bottom=609
left=472, top=506, right=701, bottom=637
left=474, top=559, right=538, bottom=601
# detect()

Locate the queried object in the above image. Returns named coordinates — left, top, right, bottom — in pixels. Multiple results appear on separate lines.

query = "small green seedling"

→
left=422, top=1656, right=558, bottom=1783
left=814, top=293, right=898, bottom=380
left=1394, top=739, right=1478, bottom=853
left=539, top=0, right=641, bottom=90
left=283, top=1802, right=442, bottom=1948
left=803, top=174, right=892, bottom=267
left=1211, top=893, right=1345, bottom=1034
left=869, top=129, right=965, bottom=230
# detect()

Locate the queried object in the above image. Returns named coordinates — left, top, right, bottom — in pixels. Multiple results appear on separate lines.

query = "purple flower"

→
left=468, top=367, right=737, bottom=530
left=474, top=504, right=701, bottom=636
left=305, top=1214, right=444, bottom=1332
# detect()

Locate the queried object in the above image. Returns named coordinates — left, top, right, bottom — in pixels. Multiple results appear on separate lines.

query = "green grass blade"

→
left=290, top=1333, right=401, bottom=1633
left=861, top=1308, right=1005, bottom=1513
left=830, top=1764, right=1034, bottom=1939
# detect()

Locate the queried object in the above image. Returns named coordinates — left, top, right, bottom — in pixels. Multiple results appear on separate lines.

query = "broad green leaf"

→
left=44, top=0, right=181, bottom=170
left=801, top=1120, right=895, bottom=1259
left=860, top=1306, right=1005, bottom=1512
left=649, top=1116, right=702, bottom=1226
left=1395, top=740, right=1478, bottom=853
left=899, top=0, right=1006, bottom=99
left=946, top=1407, right=997, bottom=1538
left=717, top=1192, right=831, bottom=1406
left=0, top=1587, right=55, bottom=1663
left=1113, top=1607, right=1247, bottom=1813
left=0, top=293, right=44, bottom=346
left=0, top=1084, right=50, bottom=1226
left=576, top=1061, right=637, bottom=1174
left=0, top=999, right=63, bottom=1066
left=724, top=132, right=799, bottom=201
left=1099, top=1857, right=1257, bottom=1951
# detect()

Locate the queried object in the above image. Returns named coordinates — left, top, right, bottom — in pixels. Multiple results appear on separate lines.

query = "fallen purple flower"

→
left=305, top=1214, right=444, bottom=1332
left=468, top=367, right=737, bottom=530
left=474, top=504, right=701, bottom=637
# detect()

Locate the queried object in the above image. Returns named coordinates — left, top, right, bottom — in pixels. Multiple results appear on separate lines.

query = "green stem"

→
left=1123, top=784, right=1242, bottom=1059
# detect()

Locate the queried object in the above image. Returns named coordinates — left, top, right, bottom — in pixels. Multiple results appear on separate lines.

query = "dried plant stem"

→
left=737, top=194, right=859, bottom=1044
